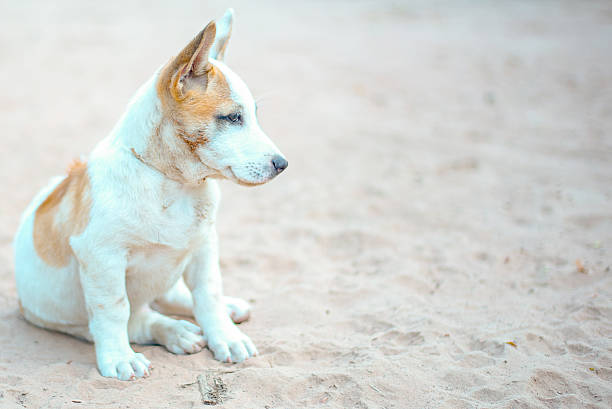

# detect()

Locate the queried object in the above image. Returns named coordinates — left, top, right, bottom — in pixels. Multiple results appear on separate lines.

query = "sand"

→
left=0, top=0, right=611, bottom=408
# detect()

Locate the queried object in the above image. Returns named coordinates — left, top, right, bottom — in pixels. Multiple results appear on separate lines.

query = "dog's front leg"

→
left=184, top=226, right=257, bottom=363
left=77, top=247, right=151, bottom=380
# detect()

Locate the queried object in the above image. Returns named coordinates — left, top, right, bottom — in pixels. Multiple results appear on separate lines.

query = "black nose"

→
left=271, top=155, right=288, bottom=174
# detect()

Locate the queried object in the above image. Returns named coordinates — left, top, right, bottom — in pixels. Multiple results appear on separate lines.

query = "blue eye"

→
left=226, top=112, right=241, bottom=123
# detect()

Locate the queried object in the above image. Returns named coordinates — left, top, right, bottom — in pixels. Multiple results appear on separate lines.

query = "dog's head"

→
left=157, top=9, right=287, bottom=186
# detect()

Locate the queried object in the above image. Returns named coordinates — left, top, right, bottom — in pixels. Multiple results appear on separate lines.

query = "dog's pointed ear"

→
left=210, top=8, right=234, bottom=61
left=186, top=21, right=216, bottom=76
left=171, top=21, right=216, bottom=98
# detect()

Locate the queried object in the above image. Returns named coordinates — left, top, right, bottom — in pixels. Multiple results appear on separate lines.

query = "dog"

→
left=13, top=8, right=287, bottom=381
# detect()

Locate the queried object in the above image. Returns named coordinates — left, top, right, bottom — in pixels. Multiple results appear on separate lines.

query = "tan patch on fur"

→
left=33, top=160, right=92, bottom=267
left=159, top=63, right=233, bottom=131
left=156, top=23, right=234, bottom=147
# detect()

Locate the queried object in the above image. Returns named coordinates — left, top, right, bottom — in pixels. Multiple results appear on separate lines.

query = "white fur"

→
left=13, top=10, right=284, bottom=381
left=196, top=59, right=285, bottom=185
left=210, top=8, right=234, bottom=60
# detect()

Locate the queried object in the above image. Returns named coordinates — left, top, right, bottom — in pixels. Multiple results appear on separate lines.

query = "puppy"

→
left=13, top=9, right=287, bottom=380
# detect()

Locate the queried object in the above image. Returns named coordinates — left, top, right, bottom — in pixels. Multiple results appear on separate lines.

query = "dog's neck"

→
left=109, top=70, right=214, bottom=185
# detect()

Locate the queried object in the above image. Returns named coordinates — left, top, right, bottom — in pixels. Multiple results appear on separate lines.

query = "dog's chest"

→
left=138, top=181, right=218, bottom=249
left=154, top=195, right=208, bottom=245
left=122, top=181, right=218, bottom=303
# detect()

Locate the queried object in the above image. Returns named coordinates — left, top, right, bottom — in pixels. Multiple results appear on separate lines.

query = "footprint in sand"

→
left=441, top=369, right=487, bottom=390
left=567, top=342, right=593, bottom=356
left=468, top=339, right=505, bottom=357
left=373, top=329, right=424, bottom=355
left=529, top=369, right=574, bottom=400
left=454, top=351, right=496, bottom=368
left=290, top=373, right=365, bottom=408
left=470, top=386, right=506, bottom=403
left=523, top=333, right=566, bottom=355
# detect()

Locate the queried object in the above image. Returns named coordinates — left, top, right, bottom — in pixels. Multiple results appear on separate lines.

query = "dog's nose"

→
left=271, top=155, right=288, bottom=174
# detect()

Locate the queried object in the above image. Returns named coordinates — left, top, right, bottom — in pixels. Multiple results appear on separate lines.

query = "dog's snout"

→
left=271, top=155, right=288, bottom=174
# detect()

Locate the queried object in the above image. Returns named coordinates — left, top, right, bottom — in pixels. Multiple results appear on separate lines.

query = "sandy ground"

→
left=0, top=0, right=611, bottom=408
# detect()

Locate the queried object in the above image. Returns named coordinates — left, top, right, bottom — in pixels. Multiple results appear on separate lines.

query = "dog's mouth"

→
left=223, top=166, right=268, bottom=187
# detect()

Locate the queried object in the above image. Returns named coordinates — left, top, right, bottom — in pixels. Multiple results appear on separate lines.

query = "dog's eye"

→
left=226, top=112, right=241, bottom=123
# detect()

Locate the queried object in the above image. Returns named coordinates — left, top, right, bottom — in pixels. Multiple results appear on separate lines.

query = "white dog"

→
left=13, top=9, right=287, bottom=381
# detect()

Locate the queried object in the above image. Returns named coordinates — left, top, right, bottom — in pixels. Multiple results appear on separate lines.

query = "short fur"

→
left=14, top=9, right=287, bottom=381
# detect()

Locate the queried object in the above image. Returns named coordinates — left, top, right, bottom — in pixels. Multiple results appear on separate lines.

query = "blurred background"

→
left=0, top=1, right=610, bottom=408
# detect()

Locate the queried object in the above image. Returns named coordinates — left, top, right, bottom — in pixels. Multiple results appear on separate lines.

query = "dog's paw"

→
left=164, top=320, right=207, bottom=355
left=205, top=323, right=257, bottom=363
left=224, top=296, right=251, bottom=324
left=98, top=351, right=151, bottom=381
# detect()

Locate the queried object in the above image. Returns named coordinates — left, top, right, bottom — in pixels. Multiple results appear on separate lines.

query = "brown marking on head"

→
left=128, top=20, right=237, bottom=185
left=156, top=21, right=234, bottom=147
left=33, top=160, right=92, bottom=267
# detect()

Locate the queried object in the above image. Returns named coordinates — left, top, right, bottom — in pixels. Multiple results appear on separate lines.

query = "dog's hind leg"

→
left=151, top=277, right=194, bottom=317
left=128, top=305, right=206, bottom=355
left=223, top=295, right=251, bottom=324
left=152, top=277, right=251, bottom=323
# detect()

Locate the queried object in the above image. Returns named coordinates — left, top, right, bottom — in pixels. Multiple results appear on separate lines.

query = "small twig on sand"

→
left=369, top=384, right=384, bottom=396
left=179, top=381, right=197, bottom=389
left=197, top=371, right=228, bottom=406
